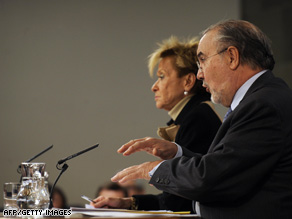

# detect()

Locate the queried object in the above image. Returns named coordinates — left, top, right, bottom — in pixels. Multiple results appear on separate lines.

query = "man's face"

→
left=196, top=30, right=236, bottom=107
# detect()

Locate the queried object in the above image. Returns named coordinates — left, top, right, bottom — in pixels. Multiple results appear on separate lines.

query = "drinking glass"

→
left=3, top=182, right=21, bottom=210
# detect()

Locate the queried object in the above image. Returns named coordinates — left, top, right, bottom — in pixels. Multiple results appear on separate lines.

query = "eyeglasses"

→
left=197, top=47, right=228, bottom=70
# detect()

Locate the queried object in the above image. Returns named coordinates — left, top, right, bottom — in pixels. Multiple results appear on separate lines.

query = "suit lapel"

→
left=208, top=70, right=275, bottom=152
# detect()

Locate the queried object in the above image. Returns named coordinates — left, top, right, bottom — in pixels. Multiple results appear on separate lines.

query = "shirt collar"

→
left=168, top=95, right=194, bottom=121
left=230, top=70, right=267, bottom=111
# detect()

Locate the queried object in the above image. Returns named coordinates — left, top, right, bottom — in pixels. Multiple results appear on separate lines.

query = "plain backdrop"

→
left=0, top=0, right=240, bottom=207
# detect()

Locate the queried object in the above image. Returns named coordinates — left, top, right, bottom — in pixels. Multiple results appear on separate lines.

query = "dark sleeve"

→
left=134, top=193, right=193, bottom=212
left=150, top=100, right=286, bottom=204
left=132, top=194, right=160, bottom=210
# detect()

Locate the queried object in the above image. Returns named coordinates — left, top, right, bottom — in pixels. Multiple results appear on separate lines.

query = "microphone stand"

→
left=49, top=163, right=69, bottom=209
left=49, top=143, right=99, bottom=209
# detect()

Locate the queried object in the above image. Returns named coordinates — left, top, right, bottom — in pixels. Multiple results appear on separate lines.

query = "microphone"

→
left=50, top=143, right=99, bottom=208
left=57, top=143, right=99, bottom=166
left=17, top=145, right=54, bottom=174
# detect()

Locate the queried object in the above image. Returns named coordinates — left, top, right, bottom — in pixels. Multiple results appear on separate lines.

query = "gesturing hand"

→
left=111, top=160, right=162, bottom=184
left=118, top=137, right=178, bottom=160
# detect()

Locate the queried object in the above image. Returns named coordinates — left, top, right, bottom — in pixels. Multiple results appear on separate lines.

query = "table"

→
left=1, top=217, right=199, bottom=219
left=0, top=211, right=200, bottom=218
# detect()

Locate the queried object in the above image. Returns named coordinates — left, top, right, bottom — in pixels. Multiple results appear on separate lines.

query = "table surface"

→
left=0, top=211, right=200, bottom=219
left=1, top=217, right=200, bottom=219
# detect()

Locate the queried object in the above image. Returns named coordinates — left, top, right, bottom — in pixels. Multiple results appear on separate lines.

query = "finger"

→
left=111, top=174, right=123, bottom=182
left=111, top=165, right=141, bottom=183
left=111, top=166, right=136, bottom=182
left=117, top=141, right=134, bottom=154
left=91, top=202, right=107, bottom=208
left=117, top=171, right=143, bottom=184
left=122, top=139, right=154, bottom=156
left=92, top=196, right=104, bottom=203
left=91, top=196, right=109, bottom=208
left=111, top=170, right=128, bottom=182
left=117, top=139, right=144, bottom=153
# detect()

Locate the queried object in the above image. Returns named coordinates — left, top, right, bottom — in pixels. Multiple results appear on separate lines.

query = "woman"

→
left=91, top=36, right=222, bottom=212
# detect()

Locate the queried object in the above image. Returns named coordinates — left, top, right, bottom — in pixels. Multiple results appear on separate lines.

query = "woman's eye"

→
left=158, top=74, right=164, bottom=79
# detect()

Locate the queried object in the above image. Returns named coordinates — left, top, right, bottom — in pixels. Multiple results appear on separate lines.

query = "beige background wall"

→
left=241, top=0, right=292, bottom=88
left=0, top=0, right=240, bottom=207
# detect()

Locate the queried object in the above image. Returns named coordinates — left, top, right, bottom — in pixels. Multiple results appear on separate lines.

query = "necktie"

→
left=223, top=108, right=232, bottom=122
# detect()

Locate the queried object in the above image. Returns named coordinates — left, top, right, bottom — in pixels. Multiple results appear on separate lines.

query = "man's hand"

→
left=118, top=137, right=178, bottom=160
left=111, top=160, right=162, bottom=184
left=90, top=196, right=132, bottom=209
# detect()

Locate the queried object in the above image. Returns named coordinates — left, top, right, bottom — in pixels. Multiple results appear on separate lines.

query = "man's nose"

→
left=197, top=69, right=204, bottom=80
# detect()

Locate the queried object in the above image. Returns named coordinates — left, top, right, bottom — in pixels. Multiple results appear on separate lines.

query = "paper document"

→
left=70, top=206, right=197, bottom=217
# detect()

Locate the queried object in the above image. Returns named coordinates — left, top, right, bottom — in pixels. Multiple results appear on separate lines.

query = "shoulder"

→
left=242, top=75, right=292, bottom=117
left=180, top=101, right=221, bottom=124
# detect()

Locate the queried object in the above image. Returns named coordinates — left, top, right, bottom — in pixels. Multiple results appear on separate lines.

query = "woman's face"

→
left=151, top=56, right=186, bottom=111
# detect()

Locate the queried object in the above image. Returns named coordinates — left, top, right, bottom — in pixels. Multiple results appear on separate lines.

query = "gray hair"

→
left=203, top=20, right=275, bottom=70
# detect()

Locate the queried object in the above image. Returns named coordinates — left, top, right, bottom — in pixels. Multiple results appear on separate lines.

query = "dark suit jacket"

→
left=150, top=71, right=292, bottom=219
left=134, top=94, right=222, bottom=212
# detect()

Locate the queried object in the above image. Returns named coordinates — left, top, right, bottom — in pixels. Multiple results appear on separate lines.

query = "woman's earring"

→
left=184, top=91, right=188, bottom=95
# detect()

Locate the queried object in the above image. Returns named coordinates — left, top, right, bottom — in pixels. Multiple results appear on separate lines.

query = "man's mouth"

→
left=202, top=83, right=210, bottom=93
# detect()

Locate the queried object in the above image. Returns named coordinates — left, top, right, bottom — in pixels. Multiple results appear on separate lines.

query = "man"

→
left=95, top=20, right=292, bottom=219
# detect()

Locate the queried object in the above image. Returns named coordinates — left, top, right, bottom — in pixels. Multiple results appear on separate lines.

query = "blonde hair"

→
left=148, top=36, right=206, bottom=95
left=148, top=36, right=199, bottom=77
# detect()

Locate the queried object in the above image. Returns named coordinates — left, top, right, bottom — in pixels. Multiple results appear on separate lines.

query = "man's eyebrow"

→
left=197, top=51, right=204, bottom=58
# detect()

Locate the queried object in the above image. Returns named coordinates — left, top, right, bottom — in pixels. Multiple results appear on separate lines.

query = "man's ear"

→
left=184, top=73, right=196, bottom=92
left=227, top=46, right=240, bottom=70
